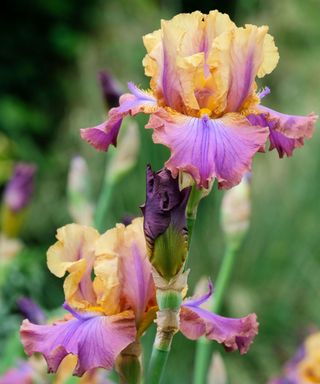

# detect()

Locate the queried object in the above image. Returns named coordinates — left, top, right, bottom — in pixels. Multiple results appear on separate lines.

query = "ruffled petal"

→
left=247, top=108, right=317, bottom=157
left=147, top=109, right=269, bottom=188
left=20, top=311, right=136, bottom=376
left=81, top=83, right=157, bottom=151
left=257, top=105, right=317, bottom=139
left=94, top=218, right=155, bottom=322
left=208, top=24, right=279, bottom=113
left=269, top=130, right=304, bottom=158
left=180, top=305, right=258, bottom=354
left=47, top=224, right=99, bottom=310
left=142, top=11, right=236, bottom=114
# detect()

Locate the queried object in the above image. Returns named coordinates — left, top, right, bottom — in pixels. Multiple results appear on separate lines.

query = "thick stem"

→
left=211, top=246, right=237, bottom=313
left=193, top=246, right=237, bottom=384
left=147, top=288, right=182, bottom=384
left=116, top=340, right=142, bottom=384
left=147, top=327, right=176, bottom=384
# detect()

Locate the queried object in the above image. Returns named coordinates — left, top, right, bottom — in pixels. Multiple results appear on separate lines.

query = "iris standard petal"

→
left=94, top=218, right=156, bottom=320
left=119, top=219, right=156, bottom=324
left=47, top=224, right=100, bottom=310
left=180, top=305, right=258, bottom=354
left=20, top=311, right=136, bottom=377
left=121, top=242, right=154, bottom=323
left=142, top=11, right=236, bottom=114
left=208, top=24, right=279, bottom=114
left=81, top=83, right=157, bottom=151
left=147, top=109, right=269, bottom=188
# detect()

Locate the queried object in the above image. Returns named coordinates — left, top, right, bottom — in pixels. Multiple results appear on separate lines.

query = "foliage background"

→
left=0, top=0, right=319, bottom=383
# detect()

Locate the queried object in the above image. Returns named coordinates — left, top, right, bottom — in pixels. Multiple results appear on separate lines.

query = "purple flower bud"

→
left=99, top=70, right=122, bottom=109
left=3, top=163, right=36, bottom=213
left=17, top=297, right=46, bottom=325
left=141, top=165, right=191, bottom=280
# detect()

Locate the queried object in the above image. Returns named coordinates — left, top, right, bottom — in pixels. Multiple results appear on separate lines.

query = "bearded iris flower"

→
left=20, top=218, right=258, bottom=377
left=81, top=10, right=317, bottom=189
left=270, top=332, right=320, bottom=384
left=20, top=219, right=156, bottom=376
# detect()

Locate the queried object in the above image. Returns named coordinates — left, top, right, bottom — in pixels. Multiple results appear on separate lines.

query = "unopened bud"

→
left=3, top=163, right=36, bottom=213
left=17, top=298, right=46, bottom=325
left=67, top=156, right=94, bottom=225
left=107, top=121, right=140, bottom=184
left=99, top=70, right=122, bottom=109
left=1, top=163, right=36, bottom=237
left=221, top=173, right=251, bottom=250
left=141, top=166, right=191, bottom=281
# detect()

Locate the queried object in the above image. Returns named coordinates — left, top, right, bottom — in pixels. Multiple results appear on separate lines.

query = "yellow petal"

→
left=47, top=224, right=99, bottom=309
left=208, top=24, right=277, bottom=114
left=94, top=218, right=153, bottom=319
left=257, top=33, right=279, bottom=77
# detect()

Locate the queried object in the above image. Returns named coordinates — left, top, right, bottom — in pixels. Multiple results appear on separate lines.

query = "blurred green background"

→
left=0, top=0, right=319, bottom=383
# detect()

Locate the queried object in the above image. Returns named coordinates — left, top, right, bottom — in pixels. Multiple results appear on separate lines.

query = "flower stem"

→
left=147, top=289, right=182, bottom=384
left=147, top=328, right=175, bottom=384
left=94, top=155, right=114, bottom=232
left=193, top=245, right=237, bottom=384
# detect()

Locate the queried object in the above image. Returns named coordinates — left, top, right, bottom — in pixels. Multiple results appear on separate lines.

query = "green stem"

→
left=211, top=246, right=237, bottom=313
left=147, top=335, right=173, bottom=384
left=146, top=184, right=205, bottom=384
left=147, top=290, right=181, bottom=384
left=193, top=245, right=237, bottom=384
left=94, top=175, right=114, bottom=232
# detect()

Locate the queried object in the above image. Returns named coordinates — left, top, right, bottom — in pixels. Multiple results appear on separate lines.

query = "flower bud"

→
left=220, top=173, right=251, bottom=250
left=106, top=121, right=140, bottom=184
left=141, top=166, right=191, bottom=281
left=1, top=163, right=36, bottom=237
left=99, top=70, right=122, bottom=109
left=17, top=298, right=46, bottom=325
left=67, top=156, right=94, bottom=225
left=3, top=163, right=36, bottom=213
